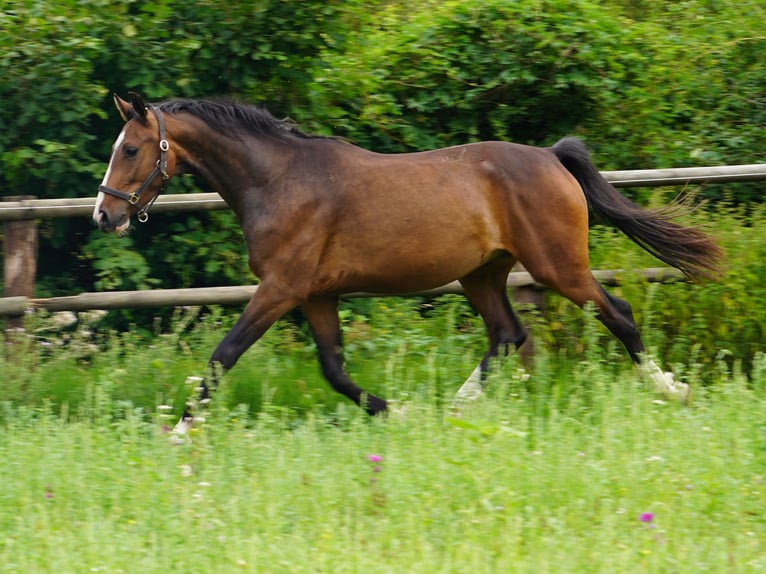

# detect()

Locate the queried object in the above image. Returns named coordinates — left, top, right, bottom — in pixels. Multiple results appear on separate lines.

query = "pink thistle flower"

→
left=367, top=454, right=383, bottom=463
left=639, top=512, right=654, bottom=523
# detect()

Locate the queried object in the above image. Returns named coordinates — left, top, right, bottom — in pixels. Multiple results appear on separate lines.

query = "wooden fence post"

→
left=2, top=196, right=38, bottom=331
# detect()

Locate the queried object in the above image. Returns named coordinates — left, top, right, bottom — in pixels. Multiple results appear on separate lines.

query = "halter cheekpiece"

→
left=98, top=106, right=170, bottom=223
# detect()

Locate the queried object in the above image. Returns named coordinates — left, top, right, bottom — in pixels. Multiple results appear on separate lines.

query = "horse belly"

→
left=320, top=221, right=495, bottom=295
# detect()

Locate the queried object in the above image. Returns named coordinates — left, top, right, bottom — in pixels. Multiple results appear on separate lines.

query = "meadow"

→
left=1, top=206, right=764, bottom=572
left=0, top=341, right=764, bottom=573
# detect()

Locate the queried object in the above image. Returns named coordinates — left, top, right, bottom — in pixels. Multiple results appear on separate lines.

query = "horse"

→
left=94, top=92, right=722, bottom=423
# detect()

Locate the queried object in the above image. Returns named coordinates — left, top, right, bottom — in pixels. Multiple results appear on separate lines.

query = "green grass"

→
left=1, top=342, right=764, bottom=572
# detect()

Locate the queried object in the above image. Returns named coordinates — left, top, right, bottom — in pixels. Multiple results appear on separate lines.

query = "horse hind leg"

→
left=592, top=284, right=689, bottom=400
left=527, top=259, right=688, bottom=401
left=454, top=257, right=527, bottom=404
left=506, top=169, right=688, bottom=400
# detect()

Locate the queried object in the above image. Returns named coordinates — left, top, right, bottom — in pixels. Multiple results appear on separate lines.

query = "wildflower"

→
left=45, top=486, right=54, bottom=500
left=184, top=375, right=205, bottom=386
left=51, top=312, right=77, bottom=329
left=639, top=512, right=654, bottom=523
left=367, top=454, right=384, bottom=485
left=81, top=309, right=107, bottom=323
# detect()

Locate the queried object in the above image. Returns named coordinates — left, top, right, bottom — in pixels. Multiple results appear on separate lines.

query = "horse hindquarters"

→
left=493, top=149, right=647, bottom=364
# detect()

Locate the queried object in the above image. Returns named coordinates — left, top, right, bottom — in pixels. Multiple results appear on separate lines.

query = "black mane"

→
left=155, top=98, right=327, bottom=141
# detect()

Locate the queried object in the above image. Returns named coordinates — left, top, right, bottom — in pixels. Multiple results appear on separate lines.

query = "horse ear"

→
left=113, top=94, right=133, bottom=122
left=127, top=92, right=148, bottom=123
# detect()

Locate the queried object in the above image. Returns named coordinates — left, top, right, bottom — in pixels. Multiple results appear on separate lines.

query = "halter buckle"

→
left=157, top=159, right=170, bottom=180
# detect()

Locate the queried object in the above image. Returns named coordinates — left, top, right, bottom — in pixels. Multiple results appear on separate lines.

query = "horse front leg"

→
left=302, top=296, right=387, bottom=415
left=173, top=284, right=299, bottom=434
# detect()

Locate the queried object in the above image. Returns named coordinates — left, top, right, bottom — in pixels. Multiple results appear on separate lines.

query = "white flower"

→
left=51, top=311, right=77, bottom=329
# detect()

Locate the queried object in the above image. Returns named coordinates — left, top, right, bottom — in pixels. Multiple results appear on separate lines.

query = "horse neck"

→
left=171, top=118, right=291, bottom=216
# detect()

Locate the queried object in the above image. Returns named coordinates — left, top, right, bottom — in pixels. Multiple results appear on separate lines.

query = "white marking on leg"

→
left=454, top=365, right=485, bottom=403
left=638, top=357, right=689, bottom=402
left=172, top=416, right=193, bottom=436
left=169, top=375, right=209, bottom=441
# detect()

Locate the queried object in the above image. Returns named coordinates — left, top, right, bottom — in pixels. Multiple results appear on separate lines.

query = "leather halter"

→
left=98, top=106, right=170, bottom=223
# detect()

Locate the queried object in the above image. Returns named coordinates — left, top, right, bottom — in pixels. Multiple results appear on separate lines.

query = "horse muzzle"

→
left=94, top=202, right=130, bottom=234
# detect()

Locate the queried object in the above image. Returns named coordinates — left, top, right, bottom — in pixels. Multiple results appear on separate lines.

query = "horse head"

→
left=94, top=92, right=174, bottom=233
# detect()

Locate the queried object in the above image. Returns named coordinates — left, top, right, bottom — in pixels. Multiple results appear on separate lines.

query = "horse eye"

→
left=124, top=146, right=138, bottom=158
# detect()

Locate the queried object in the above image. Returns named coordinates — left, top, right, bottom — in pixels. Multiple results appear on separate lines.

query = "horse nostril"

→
left=98, top=210, right=112, bottom=231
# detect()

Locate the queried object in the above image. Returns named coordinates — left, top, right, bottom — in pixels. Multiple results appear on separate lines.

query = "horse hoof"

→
left=169, top=433, right=187, bottom=446
left=364, top=395, right=388, bottom=416
left=665, top=380, right=690, bottom=404
left=170, top=415, right=203, bottom=443
left=453, top=379, right=484, bottom=404
left=651, top=371, right=690, bottom=404
left=386, top=400, right=413, bottom=419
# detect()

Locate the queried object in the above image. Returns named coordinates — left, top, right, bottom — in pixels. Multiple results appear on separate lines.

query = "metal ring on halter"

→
left=136, top=188, right=161, bottom=223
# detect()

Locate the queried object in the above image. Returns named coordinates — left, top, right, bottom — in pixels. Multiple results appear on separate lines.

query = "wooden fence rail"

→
left=0, top=268, right=684, bottom=317
left=1, top=161, right=764, bottom=317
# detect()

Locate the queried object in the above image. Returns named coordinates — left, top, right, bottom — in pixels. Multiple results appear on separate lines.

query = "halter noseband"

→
left=98, top=106, right=170, bottom=223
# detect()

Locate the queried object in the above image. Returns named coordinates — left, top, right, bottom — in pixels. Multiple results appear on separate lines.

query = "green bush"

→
left=310, top=0, right=633, bottom=150
left=1, top=0, right=764, bottom=369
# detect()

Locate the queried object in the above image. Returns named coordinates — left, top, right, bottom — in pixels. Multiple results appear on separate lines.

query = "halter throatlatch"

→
left=98, top=106, right=170, bottom=223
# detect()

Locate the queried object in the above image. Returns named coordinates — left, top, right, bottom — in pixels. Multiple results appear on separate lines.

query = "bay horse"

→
left=94, top=92, right=722, bottom=422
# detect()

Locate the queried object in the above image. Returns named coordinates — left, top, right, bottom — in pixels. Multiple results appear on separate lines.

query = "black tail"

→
left=552, top=137, right=724, bottom=280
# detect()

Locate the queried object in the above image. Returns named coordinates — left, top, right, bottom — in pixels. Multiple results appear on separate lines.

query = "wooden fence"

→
left=0, top=268, right=685, bottom=317
left=1, top=163, right=765, bottom=317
